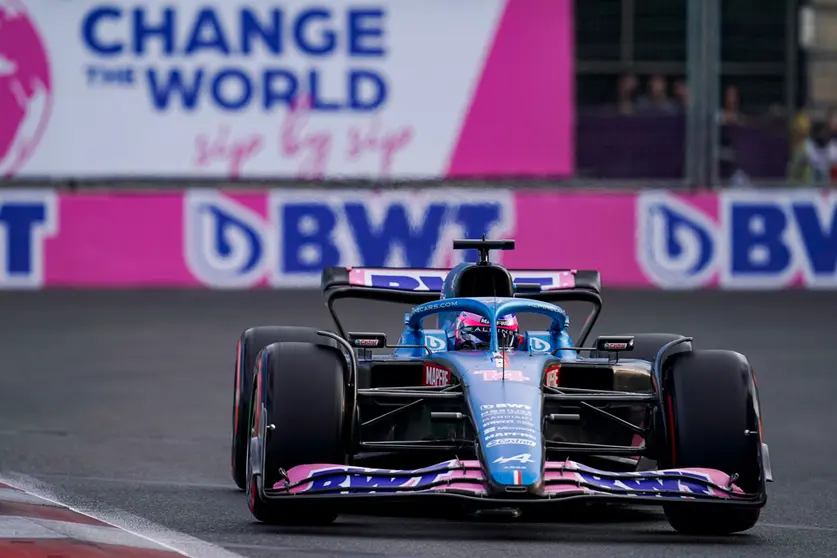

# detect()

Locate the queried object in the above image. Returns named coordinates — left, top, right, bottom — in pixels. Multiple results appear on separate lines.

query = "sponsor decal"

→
left=576, top=471, right=717, bottom=496
left=424, top=334, right=447, bottom=352
left=486, top=438, right=536, bottom=448
left=423, top=364, right=450, bottom=387
left=483, top=419, right=535, bottom=428
left=303, top=466, right=450, bottom=492
left=185, top=189, right=514, bottom=288
left=473, top=369, right=530, bottom=382
left=637, top=190, right=837, bottom=289
left=493, top=453, right=535, bottom=465
left=485, top=431, right=536, bottom=441
left=544, top=365, right=560, bottom=388
left=480, top=403, right=531, bottom=411
left=528, top=336, right=551, bottom=352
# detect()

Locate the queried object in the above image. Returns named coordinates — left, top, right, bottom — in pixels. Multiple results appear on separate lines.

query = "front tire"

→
left=232, top=326, right=336, bottom=490
left=247, top=341, right=347, bottom=525
left=661, top=350, right=766, bottom=535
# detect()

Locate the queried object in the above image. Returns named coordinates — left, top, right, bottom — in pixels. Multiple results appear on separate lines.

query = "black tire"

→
left=591, top=333, right=692, bottom=363
left=660, top=350, right=765, bottom=535
left=246, top=341, right=347, bottom=525
left=232, top=326, right=334, bottom=490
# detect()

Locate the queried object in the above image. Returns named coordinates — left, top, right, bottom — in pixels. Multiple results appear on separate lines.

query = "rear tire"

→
left=661, top=350, right=765, bottom=535
left=231, top=326, right=335, bottom=490
left=247, top=341, right=347, bottom=525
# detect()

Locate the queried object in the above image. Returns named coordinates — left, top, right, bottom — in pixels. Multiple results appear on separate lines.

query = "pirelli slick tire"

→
left=246, top=341, right=347, bottom=525
left=660, top=350, right=765, bottom=535
left=231, top=326, right=335, bottom=490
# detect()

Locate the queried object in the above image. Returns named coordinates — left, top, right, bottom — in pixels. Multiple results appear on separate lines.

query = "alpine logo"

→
left=493, top=453, right=535, bottom=465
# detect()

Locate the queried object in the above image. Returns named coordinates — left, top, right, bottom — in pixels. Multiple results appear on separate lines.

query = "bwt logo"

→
left=0, top=1, right=53, bottom=177
left=637, top=190, right=837, bottom=289
left=0, top=192, right=58, bottom=288
left=184, top=190, right=515, bottom=288
left=80, top=5, right=389, bottom=113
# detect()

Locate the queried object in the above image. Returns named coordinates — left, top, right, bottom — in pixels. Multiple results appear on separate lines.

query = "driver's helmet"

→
left=452, top=312, right=519, bottom=350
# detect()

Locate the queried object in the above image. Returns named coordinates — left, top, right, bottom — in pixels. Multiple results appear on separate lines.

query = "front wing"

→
left=260, top=459, right=765, bottom=509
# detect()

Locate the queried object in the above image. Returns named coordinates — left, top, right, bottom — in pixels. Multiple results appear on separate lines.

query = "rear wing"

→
left=321, top=267, right=603, bottom=343
left=322, top=267, right=600, bottom=297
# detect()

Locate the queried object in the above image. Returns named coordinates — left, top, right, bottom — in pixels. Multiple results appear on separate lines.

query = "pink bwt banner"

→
left=2, top=188, right=836, bottom=290
left=3, top=0, right=574, bottom=179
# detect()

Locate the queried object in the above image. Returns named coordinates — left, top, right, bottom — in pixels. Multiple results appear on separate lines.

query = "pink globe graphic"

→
left=0, top=0, right=52, bottom=177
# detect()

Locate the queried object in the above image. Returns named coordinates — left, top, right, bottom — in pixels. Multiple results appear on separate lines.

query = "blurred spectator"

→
left=637, top=75, right=678, bottom=113
left=673, top=79, right=688, bottom=112
left=788, top=120, right=836, bottom=183
left=827, top=108, right=837, bottom=141
left=617, top=73, right=638, bottom=115
left=722, top=86, right=744, bottom=125
left=790, top=110, right=811, bottom=154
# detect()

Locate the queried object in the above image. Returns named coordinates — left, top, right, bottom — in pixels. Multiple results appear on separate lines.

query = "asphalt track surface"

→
left=1, top=289, right=836, bottom=558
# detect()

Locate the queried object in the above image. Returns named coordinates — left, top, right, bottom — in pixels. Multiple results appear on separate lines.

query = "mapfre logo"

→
left=423, top=364, right=450, bottom=387
left=0, top=1, right=52, bottom=177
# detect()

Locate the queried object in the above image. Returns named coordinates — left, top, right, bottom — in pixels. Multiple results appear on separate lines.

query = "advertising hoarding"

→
left=1, top=0, right=574, bottom=179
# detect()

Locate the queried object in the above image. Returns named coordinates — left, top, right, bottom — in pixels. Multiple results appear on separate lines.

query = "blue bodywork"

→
left=389, top=293, right=581, bottom=492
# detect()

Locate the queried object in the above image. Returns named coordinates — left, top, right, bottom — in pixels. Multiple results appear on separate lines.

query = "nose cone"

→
left=446, top=350, right=547, bottom=495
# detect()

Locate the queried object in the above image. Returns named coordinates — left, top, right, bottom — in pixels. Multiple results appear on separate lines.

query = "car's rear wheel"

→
left=660, top=350, right=766, bottom=535
left=232, top=326, right=335, bottom=490
left=246, top=341, right=347, bottom=525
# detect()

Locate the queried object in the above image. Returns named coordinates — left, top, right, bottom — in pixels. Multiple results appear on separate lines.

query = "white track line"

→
left=0, top=473, right=246, bottom=558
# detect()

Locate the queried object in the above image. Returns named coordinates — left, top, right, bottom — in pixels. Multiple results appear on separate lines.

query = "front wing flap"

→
left=262, top=459, right=764, bottom=507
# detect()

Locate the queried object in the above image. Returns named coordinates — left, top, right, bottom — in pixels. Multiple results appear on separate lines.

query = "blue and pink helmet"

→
left=452, top=312, right=520, bottom=350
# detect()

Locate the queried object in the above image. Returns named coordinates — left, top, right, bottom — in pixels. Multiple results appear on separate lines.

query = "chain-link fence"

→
left=577, top=0, right=805, bottom=188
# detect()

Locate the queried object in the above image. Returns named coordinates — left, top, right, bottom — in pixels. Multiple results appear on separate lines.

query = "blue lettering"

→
left=348, top=9, right=385, bottom=56
left=263, top=70, right=298, bottom=110
left=578, top=472, right=714, bottom=496
left=282, top=204, right=340, bottom=273
left=345, top=203, right=447, bottom=267
left=349, top=70, right=387, bottom=111
left=241, top=8, right=282, bottom=54
left=368, top=274, right=446, bottom=291
left=146, top=68, right=203, bottom=110
left=730, top=204, right=791, bottom=276
left=307, top=470, right=443, bottom=492
left=513, top=277, right=555, bottom=288
left=211, top=69, right=252, bottom=110
left=184, top=8, right=230, bottom=55
left=82, top=6, right=123, bottom=56
left=371, top=275, right=420, bottom=290
left=422, top=276, right=445, bottom=291
left=0, top=203, right=49, bottom=277
left=309, top=70, right=342, bottom=111
left=792, top=202, right=837, bottom=276
left=132, top=7, right=175, bottom=55
left=294, top=8, right=336, bottom=55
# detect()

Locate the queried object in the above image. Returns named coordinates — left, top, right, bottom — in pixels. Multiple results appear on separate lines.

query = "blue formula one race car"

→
left=230, top=238, right=773, bottom=535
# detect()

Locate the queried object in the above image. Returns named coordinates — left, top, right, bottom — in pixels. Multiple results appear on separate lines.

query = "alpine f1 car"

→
left=230, top=238, right=773, bottom=535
